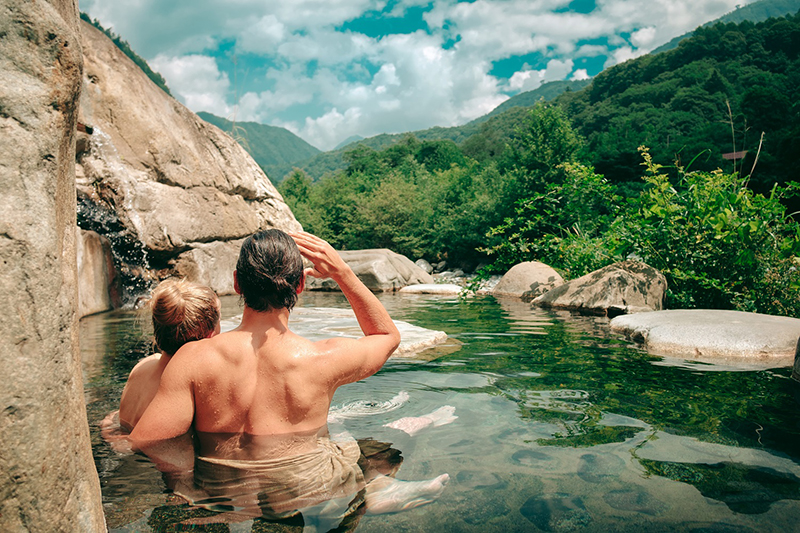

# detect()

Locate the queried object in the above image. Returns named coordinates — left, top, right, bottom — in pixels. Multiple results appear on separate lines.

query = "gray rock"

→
left=415, top=258, right=433, bottom=274
left=433, top=260, right=447, bottom=273
left=533, top=260, right=666, bottom=316
left=492, top=261, right=564, bottom=300
left=306, top=249, right=434, bottom=292
left=171, top=239, right=244, bottom=295
left=611, top=309, right=800, bottom=369
left=399, top=283, right=462, bottom=295
left=75, top=21, right=300, bottom=299
left=0, top=0, right=105, bottom=529
left=77, top=228, right=121, bottom=317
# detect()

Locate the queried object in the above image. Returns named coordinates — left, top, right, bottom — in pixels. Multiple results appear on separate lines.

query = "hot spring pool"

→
left=82, top=292, right=800, bottom=532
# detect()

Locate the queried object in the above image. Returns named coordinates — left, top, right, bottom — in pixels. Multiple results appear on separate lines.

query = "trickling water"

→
left=77, top=127, right=155, bottom=305
left=83, top=293, right=800, bottom=531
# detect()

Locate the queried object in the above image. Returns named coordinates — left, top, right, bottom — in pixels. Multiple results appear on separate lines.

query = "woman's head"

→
left=149, top=279, right=220, bottom=356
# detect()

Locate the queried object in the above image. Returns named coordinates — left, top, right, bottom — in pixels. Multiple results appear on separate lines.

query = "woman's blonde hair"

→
left=149, top=279, right=220, bottom=356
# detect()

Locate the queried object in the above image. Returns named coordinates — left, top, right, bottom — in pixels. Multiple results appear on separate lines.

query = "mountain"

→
left=334, top=135, right=365, bottom=150
left=197, top=112, right=321, bottom=182
left=473, top=79, right=592, bottom=123
left=652, top=0, right=800, bottom=54
left=297, top=80, right=586, bottom=180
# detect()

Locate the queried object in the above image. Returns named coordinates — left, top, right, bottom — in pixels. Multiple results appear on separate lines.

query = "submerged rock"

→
left=519, top=493, right=591, bottom=531
left=610, top=309, right=800, bottom=369
left=219, top=307, right=448, bottom=358
left=306, top=249, right=433, bottom=292
left=533, top=260, right=666, bottom=316
left=492, top=261, right=564, bottom=300
left=399, top=283, right=462, bottom=295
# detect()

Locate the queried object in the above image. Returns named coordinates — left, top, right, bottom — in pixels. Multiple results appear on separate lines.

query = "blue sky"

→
left=80, top=0, right=754, bottom=150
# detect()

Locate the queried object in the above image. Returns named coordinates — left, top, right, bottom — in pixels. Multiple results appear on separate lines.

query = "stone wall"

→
left=0, top=0, right=105, bottom=530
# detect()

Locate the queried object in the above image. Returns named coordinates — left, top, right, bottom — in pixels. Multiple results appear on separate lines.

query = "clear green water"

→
left=83, top=292, right=800, bottom=532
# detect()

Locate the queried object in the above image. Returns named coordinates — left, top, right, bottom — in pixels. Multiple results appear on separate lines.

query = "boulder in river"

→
left=491, top=261, right=564, bottom=300
left=533, top=260, right=666, bottom=316
left=611, top=309, right=800, bottom=369
left=306, top=249, right=434, bottom=292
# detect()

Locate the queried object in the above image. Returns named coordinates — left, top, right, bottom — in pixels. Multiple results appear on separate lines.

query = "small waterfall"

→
left=77, top=127, right=156, bottom=307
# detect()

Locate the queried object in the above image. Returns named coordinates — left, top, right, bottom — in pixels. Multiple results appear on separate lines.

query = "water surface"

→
left=83, top=292, right=800, bottom=532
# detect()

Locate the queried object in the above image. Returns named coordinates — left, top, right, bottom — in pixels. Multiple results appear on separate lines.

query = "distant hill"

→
left=334, top=135, right=365, bottom=150
left=297, top=80, right=587, bottom=180
left=474, top=79, right=592, bottom=123
left=652, top=0, right=800, bottom=54
left=197, top=112, right=321, bottom=182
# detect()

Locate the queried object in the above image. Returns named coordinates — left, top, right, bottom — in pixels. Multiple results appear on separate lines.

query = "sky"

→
left=80, top=0, right=755, bottom=151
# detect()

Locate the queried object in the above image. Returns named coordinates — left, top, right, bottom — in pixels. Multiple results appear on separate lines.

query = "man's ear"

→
left=296, top=271, right=306, bottom=295
left=233, top=270, right=241, bottom=295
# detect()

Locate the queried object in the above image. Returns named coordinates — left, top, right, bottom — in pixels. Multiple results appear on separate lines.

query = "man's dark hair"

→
left=236, top=229, right=304, bottom=312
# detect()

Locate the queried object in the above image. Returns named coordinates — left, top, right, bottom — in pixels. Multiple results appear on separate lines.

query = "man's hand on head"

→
left=290, top=232, right=351, bottom=281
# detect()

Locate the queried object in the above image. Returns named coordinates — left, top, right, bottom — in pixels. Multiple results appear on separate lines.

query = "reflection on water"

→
left=82, top=292, right=800, bottom=531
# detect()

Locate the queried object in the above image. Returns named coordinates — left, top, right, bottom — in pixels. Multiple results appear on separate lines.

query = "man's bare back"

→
left=130, top=231, right=401, bottom=459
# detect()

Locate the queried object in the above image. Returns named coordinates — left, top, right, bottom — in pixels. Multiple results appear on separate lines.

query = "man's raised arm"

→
left=291, top=232, right=401, bottom=382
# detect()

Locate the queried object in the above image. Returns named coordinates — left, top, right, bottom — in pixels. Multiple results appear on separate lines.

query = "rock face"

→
left=610, top=310, right=800, bottom=369
left=75, top=20, right=301, bottom=306
left=492, top=261, right=564, bottom=300
left=307, top=249, right=434, bottom=292
left=0, top=0, right=105, bottom=530
left=533, top=260, right=666, bottom=316
left=77, top=228, right=121, bottom=316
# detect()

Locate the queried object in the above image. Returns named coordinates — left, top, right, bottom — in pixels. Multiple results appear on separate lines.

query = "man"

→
left=130, top=230, right=401, bottom=450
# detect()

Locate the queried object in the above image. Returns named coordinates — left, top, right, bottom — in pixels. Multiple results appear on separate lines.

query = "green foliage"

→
left=482, top=146, right=800, bottom=316
left=481, top=162, right=620, bottom=279
left=557, top=11, right=800, bottom=196
left=80, top=12, right=172, bottom=97
left=616, top=148, right=800, bottom=313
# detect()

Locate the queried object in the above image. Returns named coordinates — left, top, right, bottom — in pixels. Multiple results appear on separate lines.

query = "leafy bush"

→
left=481, top=147, right=800, bottom=316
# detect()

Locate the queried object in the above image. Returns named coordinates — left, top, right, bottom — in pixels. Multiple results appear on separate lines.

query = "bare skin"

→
left=130, top=232, right=402, bottom=458
left=118, top=353, right=171, bottom=431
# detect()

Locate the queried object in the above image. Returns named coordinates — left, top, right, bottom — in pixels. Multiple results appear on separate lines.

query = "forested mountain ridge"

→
left=556, top=11, right=800, bottom=193
left=652, top=0, right=800, bottom=54
left=297, top=80, right=588, bottom=181
left=197, top=112, right=321, bottom=181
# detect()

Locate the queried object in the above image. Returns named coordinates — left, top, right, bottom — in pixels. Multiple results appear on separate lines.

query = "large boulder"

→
left=492, top=261, right=564, bottom=300
left=0, top=0, right=105, bottom=530
left=75, top=20, right=301, bottom=303
left=307, top=249, right=434, bottom=292
left=611, top=310, right=800, bottom=369
left=171, top=239, right=243, bottom=295
left=77, top=228, right=121, bottom=317
left=533, top=260, right=666, bottom=316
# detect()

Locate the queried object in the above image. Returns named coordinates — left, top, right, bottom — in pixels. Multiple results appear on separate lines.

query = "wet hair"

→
left=236, top=229, right=304, bottom=312
left=149, top=279, right=220, bottom=356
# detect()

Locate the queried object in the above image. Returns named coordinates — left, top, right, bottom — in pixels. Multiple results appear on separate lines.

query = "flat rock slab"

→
left=399, top=283, right=462, bottom=295
left=610, top=309, right=800, bottom=369
left=220, top=307, right=448, bottom=358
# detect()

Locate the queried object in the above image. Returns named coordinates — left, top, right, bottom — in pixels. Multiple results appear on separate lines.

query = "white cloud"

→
left=149, top=54, right=232, bottom=116
left=82, top=0, right=758, bottom=148
left=571, top=69, right=590, bottom=81
left=508, top=59, right=575, bottom=92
